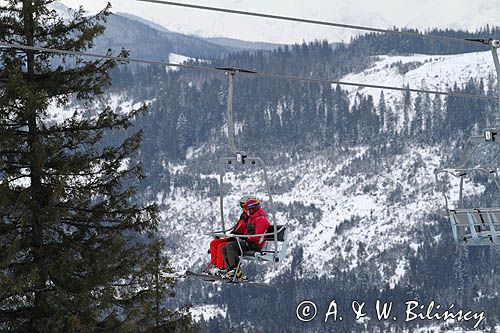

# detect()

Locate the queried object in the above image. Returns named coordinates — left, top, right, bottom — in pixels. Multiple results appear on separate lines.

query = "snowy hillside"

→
left=150, top=42, right=500, bottom=331
left=341, top=51, right=496, bottom=108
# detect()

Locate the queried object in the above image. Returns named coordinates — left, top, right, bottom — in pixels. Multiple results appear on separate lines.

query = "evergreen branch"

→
left=34, top=4, right=109, bottom=40
left=2, top=174, right=30, bottom=184
left=0, top=306, right=35, bottom=320
left=1, top=161, right=29, bottom=167
left=0, top=150, right=25, bottom=154
left=59, top=218, right=143, bottom=231
left=0, top=7, right=22, bottom=12
left=54, top=205, right=145, bottom=216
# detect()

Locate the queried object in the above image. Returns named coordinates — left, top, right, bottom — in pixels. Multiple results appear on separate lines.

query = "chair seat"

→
left=462, top=231, right=500, bottom=244
left=242, top=250, right=279, bottom=262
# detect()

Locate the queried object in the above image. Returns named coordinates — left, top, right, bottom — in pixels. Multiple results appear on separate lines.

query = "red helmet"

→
left=242, top=198, right=261, bottom=210
left=239, top=195, right=256, bottom=207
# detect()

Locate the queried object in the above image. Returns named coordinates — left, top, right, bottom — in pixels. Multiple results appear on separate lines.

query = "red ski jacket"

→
left=232, top=212, right=249, bottom=235
left=246, top=208, right=270, bottom=249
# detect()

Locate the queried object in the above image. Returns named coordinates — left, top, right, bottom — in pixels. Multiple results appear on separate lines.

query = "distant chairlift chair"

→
left=435, top=165, right=500, bottom=245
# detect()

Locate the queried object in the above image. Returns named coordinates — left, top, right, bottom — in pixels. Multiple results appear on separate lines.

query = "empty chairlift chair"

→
left=435, top=39, right=500, bottom=245
left=435, top=166, right=500, bottom=245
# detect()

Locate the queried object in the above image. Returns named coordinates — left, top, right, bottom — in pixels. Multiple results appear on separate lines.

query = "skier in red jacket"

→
left=207, top=196, right=253, bottom=276
left=222, top=198, right=270, bottom=280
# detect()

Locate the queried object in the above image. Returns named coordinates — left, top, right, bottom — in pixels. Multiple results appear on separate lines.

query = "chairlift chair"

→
left=435, top=166, right=500, bottom=245
left=207, top=68, right=289, bottom=279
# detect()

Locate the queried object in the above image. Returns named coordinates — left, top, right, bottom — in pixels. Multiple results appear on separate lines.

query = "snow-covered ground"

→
left=340, top=51, right=496, bottom=108
left=167, top=53, right=195, bottom=71
left=190, top=304, right=227, bottom=322
left=45, top=93, right=150, bottom=125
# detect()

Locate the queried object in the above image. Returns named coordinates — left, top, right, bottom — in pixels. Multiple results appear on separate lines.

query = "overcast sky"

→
left=59, top=0, right=500, bottom=44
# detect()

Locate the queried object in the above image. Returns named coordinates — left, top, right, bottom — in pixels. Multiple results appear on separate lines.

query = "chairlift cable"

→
left=137, top=0, right=484, bottom=46
left=0, top=42, right=496, bottom=101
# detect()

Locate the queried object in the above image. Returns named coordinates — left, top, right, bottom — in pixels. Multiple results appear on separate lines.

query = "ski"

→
left=185, top=270, right=220, bottom=282
left=185, top=271, right=272, bottom=288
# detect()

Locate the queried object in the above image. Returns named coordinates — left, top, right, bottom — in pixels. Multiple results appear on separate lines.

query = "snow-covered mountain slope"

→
left=341, top=51, right=496, bottom=107
left=48, top=2, right=233, bottom=63
left=59, top=0, right=500, bottom=44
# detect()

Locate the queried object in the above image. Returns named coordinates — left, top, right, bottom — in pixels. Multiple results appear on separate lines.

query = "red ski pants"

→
left=210, top=238, right=231, bottom=269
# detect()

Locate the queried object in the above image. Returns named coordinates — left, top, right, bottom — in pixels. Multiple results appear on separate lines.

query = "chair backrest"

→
left=265, top=224, right=286, bottom=242
left=250, top=225, right=288, bottom=262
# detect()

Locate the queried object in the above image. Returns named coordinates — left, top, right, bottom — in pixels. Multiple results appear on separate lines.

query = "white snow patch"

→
left=169, top=53, right=192, bottom=64
left=190, top=304, right=227, bottom=322
left=45, top=100, right=79, bottom=124
left=389, top=259, right=406, bottom=289
left=105, top=93, right=150, bottom=115
left=45, top=94, right=151, bottom=125
left=166, top=53, right=209, bottom=71
left=167, top=53, right=200, bottom=71
left=341, top=51, right=495, bottom=108
left=340, top=51, right=496, bottom=134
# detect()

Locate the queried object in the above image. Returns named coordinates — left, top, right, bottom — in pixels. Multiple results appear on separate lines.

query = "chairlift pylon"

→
left=435, top=39, right=500, bottom=245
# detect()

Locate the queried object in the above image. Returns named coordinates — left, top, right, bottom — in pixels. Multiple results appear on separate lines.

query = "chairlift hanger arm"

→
left=215, top=67, right=258, bottom=74
left=435, top=167, right=497, bottom=177
left=216, top=66, right=278, bottom=246
left=222, top=69, right=249, bottom=156
left=435, top=167, right=500, bottom=192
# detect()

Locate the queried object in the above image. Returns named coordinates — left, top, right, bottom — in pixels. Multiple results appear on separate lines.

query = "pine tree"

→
left=378, top=91, right=387, bottom=134
left=411, top=92, right=423, bottom=137
left=176, top=109, right=189, bottom=157
left=0, top=2, right=190, bottom=331
left=385, top=105, right=396, bottom=138
left=421, top=92, right=431, bottom=140
left=334, top=85, right=349, bottom=144
left=431, top=94, right=443, bottom=141
left=402, top=85, right=412, bottom=136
